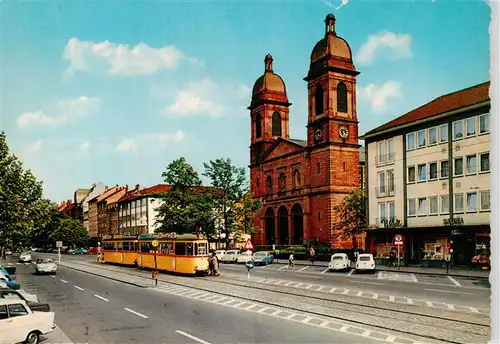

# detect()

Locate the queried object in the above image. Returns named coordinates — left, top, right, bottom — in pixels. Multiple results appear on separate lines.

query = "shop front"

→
left=366, top=229, right=407, bottom=266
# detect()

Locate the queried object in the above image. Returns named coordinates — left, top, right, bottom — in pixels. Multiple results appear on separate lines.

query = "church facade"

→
left=249, top=14, right=362, bottom=248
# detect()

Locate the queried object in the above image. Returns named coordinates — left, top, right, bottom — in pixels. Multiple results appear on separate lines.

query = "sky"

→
left=1, top=0, right=491, bottom=202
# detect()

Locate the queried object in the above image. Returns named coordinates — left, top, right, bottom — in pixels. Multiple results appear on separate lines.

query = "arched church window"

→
left=255, top=113, right=262, bottom=138
left=293, top=169, right=300, bottom=188
left=279, top=172, right=286, bottom=191
left=272, top=112, right=282, bottom=136
left=266, top=175, right=273, bottom=193
left=337, top=82, right=348, bottom=113
left=315, top=86, right=324, bottom=116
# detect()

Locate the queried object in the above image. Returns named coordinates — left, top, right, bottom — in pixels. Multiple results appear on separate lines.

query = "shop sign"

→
left=381, top=218, right=404, bottom=228
left=394, top=234, right=404, bottom=245
left=443, top=217, right=464, bottom=226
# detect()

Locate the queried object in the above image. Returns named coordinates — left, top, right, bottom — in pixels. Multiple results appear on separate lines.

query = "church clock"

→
left=314, top=128, right=323, bottom=143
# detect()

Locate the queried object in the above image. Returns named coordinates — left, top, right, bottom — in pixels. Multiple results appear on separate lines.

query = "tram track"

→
left=58, top=261, right=490, bottom=344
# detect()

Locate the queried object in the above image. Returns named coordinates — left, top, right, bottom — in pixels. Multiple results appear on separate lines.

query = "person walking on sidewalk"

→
left=211, top=252, right=220, bottom=276
left=208, top=254, right=214, bottom=275
left=309, top=247, right=316, bottom=265
left=288, top=253, right=295, bottom=270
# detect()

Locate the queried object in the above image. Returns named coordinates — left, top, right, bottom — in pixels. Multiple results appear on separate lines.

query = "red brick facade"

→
left=249, top=15, right=361, bottom=248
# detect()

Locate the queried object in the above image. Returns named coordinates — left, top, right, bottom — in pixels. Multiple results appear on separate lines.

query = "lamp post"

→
left=151, top=239, right=159, bottom=286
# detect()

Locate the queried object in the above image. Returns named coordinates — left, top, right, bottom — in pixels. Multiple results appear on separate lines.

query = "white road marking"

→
left=342, top=289, right=350, bottom=294
left=447, top=276, right=462, bottom=286
left=320, top=268, right=329, bottom=274
left=447, top=304, right=456, bottom=310
left=406, top=298, right=414, bottom=304
left=298, top=266, right=309, bottom=272
left=60, top=279, right=68, bottom=284
left=349, top=280, right=386, bottom=286
left=339, top=325, right=350, bottom=332
left=347, top=269, right=354, bottom=276
left=426, top=301, right=434, bottom=307
left=469, top=307, right=480, bottom=313
left=329, top=288, right=336, bottom=292
left=51, top=275, right=55, bottom=278
left=410, top=274, right=419, bottom=283
left=389, top=295, right=395, bottom=302
left=424, top=288, right=474, bottom=295
left=94, top=294, right=109, bottom=302
left=175, top=330, right=212, bottom=344
left=74, top=286, right=84, bottom=291
left=386, top=335, right=396, bottom=342
left=361, top=329, right=371, bottom=337
left=278, top=265, right=288, bottom=270
left=124, top=308, right=148, bottom=319
left=356, top=291, right=363, bottom=297
left=372, top=293, right=379, bottom=299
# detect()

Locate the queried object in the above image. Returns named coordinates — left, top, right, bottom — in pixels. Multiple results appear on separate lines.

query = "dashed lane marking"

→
left=51, top=275, right=55, bottom=278
left=298, top=266, right=309, bottom=272
left=447, top=276, right=462, bottom=287
left=94, top=294, right=110, bottom=302
left=347, top=269, right=354, bottom=276
left=124, top=307, right=148, bottom=319
left=74, top=286, right=84, bottom=291
left=320, top=268, right=329, bottom=274
left=154, top=283, right=427, bottom=344
left=60, top=279, right=68, bottom=284
left=255, top=278, right=489, bottom=315
left=175, top=330, right=212, bottom=344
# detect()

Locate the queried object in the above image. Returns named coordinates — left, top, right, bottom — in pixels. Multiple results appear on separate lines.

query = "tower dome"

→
left=252, top=54, right=287, bottom=96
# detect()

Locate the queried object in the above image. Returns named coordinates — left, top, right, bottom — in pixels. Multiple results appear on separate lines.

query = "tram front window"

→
left=175, top=243, right=186, bottom=255
left=186, top=243, right=193, bottom=256
left=196, top=243, right=207, bottom=256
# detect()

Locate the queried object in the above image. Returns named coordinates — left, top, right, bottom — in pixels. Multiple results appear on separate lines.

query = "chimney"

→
left=105, top=186, right=108, bottom=192
left=135, top=184, right=140, bottom=191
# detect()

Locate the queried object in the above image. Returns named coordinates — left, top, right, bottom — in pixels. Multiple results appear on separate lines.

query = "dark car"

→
left=0, top=288, right=50, bottom=312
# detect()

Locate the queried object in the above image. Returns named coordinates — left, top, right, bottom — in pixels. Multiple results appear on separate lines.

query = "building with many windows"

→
left=360, top=82, right=490, bottom=268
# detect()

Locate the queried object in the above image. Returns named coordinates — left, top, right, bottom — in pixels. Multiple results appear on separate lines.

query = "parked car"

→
left=236, top=252, right=253, bottom=264
left=70, top=248, right=87, bottom=255
left=328, top=253, right=351, bottom=271
left=19, top=252, right=32, bottom=263
left=34, top=259, right=57, bottom=275
left=252, top=251, right=274, bottom=266
left=214, top=250, right=226, bottom=261
left=87, top=247, right=101, bottom=255
left=0, top=299, right=56, bottom=344
left=5, top=250, right=12, bottom=256
left=0, top=288, right=48, bottom=311
left=220, top=250, right=240, bottom=263
left=355, top=253, right=376, bottom=273
left=0, top=269, right=21, bottom=291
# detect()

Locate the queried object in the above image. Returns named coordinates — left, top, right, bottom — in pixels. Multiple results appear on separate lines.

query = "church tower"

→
left=249, top=54, right=291, bottom=193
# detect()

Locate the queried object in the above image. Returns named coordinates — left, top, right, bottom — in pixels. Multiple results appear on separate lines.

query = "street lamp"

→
left=151, top=239, right=159, bottom=286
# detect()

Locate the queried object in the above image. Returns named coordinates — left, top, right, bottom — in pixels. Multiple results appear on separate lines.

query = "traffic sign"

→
left=151, top=240, right=159, bottom=248
left=243, top=239, right=254, bottom=251
left=394, top=234, right=403, bottom=245
left=56, top=241, right=63, bottom=248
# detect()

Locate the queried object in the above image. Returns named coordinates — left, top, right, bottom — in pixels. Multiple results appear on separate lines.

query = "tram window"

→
left=196, top=243, right=207, bottom=256
left=123, top=242, right=130, bottom=251
left=141, top=243, right=152, bottom=253
left=103, top=242, right=114, bottom=250
left=160, top=242, right=174, bottom=254
left=134, top=242, right=140, bottom=252
left=117, top=242, right=123, bottom=250
left=175, top=243, right=186, bottom=256
left=186, top=243, right=193, bottom=256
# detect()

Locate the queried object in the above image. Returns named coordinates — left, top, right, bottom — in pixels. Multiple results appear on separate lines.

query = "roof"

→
left=118, top=189, right=140, bottom=203
left=138, top=184, right=171, bottom=196
left=289, top=138, right=307, bottom=147
left=96, top=186, right=122, bottom=203
left=361, top=82, right=490, bottom=139
left=105, top=187, right=128, bottom=206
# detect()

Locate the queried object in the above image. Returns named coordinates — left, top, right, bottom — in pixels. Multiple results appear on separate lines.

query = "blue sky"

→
left=1, top=0, right=491, bottom=202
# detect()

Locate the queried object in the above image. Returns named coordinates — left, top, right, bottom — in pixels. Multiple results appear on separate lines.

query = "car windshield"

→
left=359, top=256, right=371, bottom=261
left=253, top=252, right=265, bottom=257
left=40, top=259, right=53, bottom=264
left=332, top=256, right=344, bottom=260
left=21, top=252, right=30, bottom=255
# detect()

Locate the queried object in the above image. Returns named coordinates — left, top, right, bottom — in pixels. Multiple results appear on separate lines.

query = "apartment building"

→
left=88, top=185, right=121, bottom=245
left=81, top=183, right=106, bottom=232
left=97, top=186, right=127, bottom=239
left=360, top=82, right=491, bottom=267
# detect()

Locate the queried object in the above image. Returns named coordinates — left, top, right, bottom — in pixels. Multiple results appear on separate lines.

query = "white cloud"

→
left=140, top=130, right=186, bottom=147
left=28, top=140, right=43, bottom=152
left=63, top=37, right=202, bottom=77
left=237, top=84, right=252, bottom=99
left=16, top=96, right=100, bottom=128
left=165, top=78, right=229, bottom=118
left=357, top=31, right=412, bottom=65
left=357, top=81, right=403, bottom=113
left=116, top=139, right=138, bottom=152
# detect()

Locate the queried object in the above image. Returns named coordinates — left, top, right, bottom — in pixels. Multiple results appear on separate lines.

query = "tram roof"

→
left=102, top=233, right=206, bottom=241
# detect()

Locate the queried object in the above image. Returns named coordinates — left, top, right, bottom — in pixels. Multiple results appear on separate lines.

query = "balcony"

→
left=375, top=185, right=395, bottom=198
left=375, top=217, right=403, bottom=228
left=375, top=152, right=396, bottom=167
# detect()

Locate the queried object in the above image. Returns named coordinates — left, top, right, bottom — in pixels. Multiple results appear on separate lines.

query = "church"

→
left=249, top=14, right=362, bottom=249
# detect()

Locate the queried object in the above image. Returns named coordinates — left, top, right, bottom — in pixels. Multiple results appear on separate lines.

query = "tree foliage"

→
left=0, top=132, right=52, bottom=250
left=49, top=217, right=89, bottom=248
left=333, top=189, right=368, bottom=240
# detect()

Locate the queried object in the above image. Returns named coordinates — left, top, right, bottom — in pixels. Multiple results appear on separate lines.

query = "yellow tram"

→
left=101, top=233, right=210, bottom=275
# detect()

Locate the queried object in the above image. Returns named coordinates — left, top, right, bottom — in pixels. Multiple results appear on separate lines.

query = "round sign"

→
left=394, top=235, right=402, bottom=242
left=151, top=240, right=159, bottom=248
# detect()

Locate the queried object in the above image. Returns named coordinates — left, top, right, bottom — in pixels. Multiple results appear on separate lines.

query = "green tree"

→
left=49, top=218, right=89, bottom=248
left=203, top=158, right=262, bottom=249
left=332, top=189, right=368, bottom=243
left=155, top=157, right=215, bottom=234
left=0, top=132, right=50, bottom=251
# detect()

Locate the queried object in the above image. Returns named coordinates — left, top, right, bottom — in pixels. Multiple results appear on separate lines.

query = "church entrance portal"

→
left=264, top=207, right=275, bottom=245
left=278, top=206, right=289, bottom=245
left=291, top=203, right=304, bottom=245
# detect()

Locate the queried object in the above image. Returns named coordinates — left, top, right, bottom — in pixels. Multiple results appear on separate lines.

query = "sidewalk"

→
left=273, top=259, right=490, bottom=279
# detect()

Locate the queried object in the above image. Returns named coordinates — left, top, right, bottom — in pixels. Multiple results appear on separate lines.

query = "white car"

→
left=355, top=253, right=376, bottom=273
left=0, top=299, right=56, bottom=344
left=214, top=250, right=226, bottom=261
left=34, top=259, right=57, bottom=275
left=328, top=253, right=351, bottom=271
left=236, top=251, right=253, bottom=264
left=220, top=250, right=240, bottom=263
left=19, top=252, right=32, bottom=263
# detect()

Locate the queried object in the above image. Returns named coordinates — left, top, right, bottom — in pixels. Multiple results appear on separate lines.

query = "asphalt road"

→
left=10, top=257, right=385, bottom=344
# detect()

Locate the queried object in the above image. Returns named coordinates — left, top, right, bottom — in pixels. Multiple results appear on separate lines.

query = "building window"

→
left=317, top=162, right=320, bottom=174
left=407, top=166, right=415, bottom=183
left=453, top=120, right=464, bottom=140
left=318, top=211, right=321, bottom=221
left=429, top=196, right=438, bottom=215
left=417, top=164, right=427, bottom=182
left=454, top=193, right=464, bottom=213
left=337, top=82, right=348, bottom=113
left=378, top=141, right=386, bottom=164
left=417, top=129, right=426, bottom=147
left=429, top=162, right=438, bottom=180
left=387, top=139, right=395, bottom=163
left=480, top=191, right=490, bottom=211
left=428, top=127, right=437, bottom=145
left=255, top=113, right=262, bottom=138
left=480, top=153, right=490, bottom=172
left=378, top=203, right=386, bottom=226
left=418, top=197, right=428, bottom=216
left=466, top=155, right=477, bottom=174
left=272, top=112, right=282, bottom=136
left=479, top=113, right=490, bottom=134
left=293, top=169, right=300, bottom=188
left=315, top=86, right=324, bottom=116
left=454, top=157, right=464, bottom=176
left=279, top=172, right=286, bottom=191
left=439, top=123, right=449, bottom=143
left=387, top=170, right=395, bottom=193
left=388, top=201, right=395, bottom=219
left=408, top=198, right=416, bottom=216
left=440, top=160, right=449, bottom=179
left=467, top=192, right=478, bottom=212
left=466, top=117, right=476, bottom=137
left=406, top=132, right=415, bottom=150
left=266, top=175, right=272, bottom=193
left=440, top=195, right=449, bottom=214
left=378, top=171, right=386, bottom=194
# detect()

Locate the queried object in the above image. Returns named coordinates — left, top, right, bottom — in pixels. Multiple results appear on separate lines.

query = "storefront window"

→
left=472, top=234, right=490, bottom=265
left=422, top=237, right=448, bottom=260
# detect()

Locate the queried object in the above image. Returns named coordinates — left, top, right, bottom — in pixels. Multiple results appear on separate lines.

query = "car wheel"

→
left=26, top=331, right=40, bottom=344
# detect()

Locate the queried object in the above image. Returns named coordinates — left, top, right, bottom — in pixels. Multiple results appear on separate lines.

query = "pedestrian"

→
left=309, top=247, right=315, bottom=265
left=208, top=254, right=214, bottom=275
left=288, top=253, right=294, bottom=269
left=212, top=252, right=220, bottom=276
left=389, top=249, right=396, bottom=267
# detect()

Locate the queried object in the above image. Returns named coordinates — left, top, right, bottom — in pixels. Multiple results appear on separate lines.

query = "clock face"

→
left=339, top=126, right=349, bottom=139
left=314, top=128, right=323, bottom=142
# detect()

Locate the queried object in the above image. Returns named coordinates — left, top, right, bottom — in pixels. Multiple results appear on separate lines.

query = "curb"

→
left=58, top=263, right=152, bottom=288
left=272, top=261, right=490, bottom=280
